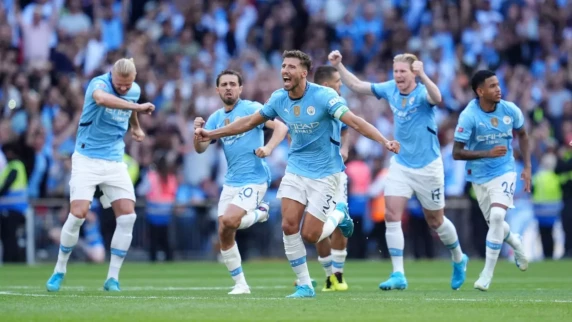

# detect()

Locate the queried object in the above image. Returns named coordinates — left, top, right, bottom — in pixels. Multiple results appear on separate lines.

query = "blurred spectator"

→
left=0, top=0, right=570, bottom=262
left=0, top=140, right=27, bottom=262
left=532, top=152, right=562, bottom=259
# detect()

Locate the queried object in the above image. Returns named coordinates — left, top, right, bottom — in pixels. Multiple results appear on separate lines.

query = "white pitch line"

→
left=0, top=291, right=285, bottom=301
left=1, top=291, right=571, bottom=304
left=2, top=285, right=289, bottom=291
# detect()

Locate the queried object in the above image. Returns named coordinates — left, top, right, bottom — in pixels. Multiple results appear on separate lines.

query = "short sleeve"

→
left=204, top=112, right=218, bottom=131
left=416, top=85, right=433, bottom=108
left=124, top=83, right=141, bottom=103
left=322, top=88, right=349, bottom=120
left=246, top=101, right=266, bottom=129
left=259, top=94, right=279, bottom=120
left=508, top=102, right=525, bottom=130
left=86, top=78, right=113, bottom=99
left=339, top=97, right=349, bottom=130
left=454, top=111, right=474, bottom=143
left=371, top=81, right=394, bottom=100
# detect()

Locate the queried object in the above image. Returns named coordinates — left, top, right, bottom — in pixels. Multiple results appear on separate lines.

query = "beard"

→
left=221, top=94, right=238, bottom=106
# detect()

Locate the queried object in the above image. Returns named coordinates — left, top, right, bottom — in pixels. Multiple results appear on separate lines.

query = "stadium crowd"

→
left=0, top=0, right=572, bottom=263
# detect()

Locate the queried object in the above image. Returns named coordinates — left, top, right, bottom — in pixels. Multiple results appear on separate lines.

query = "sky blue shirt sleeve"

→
left=508, top=102, right=525, bottom=130
left=417, top=85, right=433, bottom=107
left=454, top=111, right=473, bottom=143
left=370, top=81, right=394, bottom=100
left=86, top=78, right=113, bottom=99
left=204, top=111, right=218, bottom=131
left=204, top=111, right=219, bottom=144
left=259, top=93, right=279, bottom=120
left=246, top=101, right=266, bottom=129
left=322, top=88, right=349, bottom=119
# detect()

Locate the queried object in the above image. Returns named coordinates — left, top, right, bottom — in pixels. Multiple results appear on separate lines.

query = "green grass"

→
left=1, top=259, right=571, bottom=321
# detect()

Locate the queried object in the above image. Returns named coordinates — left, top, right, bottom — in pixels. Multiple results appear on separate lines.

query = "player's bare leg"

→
left=379, top=196, right=408, bottom=290
left=423, top=207, right=468, bottom=290
left=219, top=203, right=269, bottom=295
left=281, top=198, right=315, bottom=298
left=46, top=200, right=89, bottom=292
left=102, top=199, right=137, bottom=292
left=330, top=228, right=348, bottom=290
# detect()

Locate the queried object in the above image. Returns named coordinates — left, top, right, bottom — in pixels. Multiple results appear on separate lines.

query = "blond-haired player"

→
left=46, top=58, right=155, bottom=292
left=328, top=51, right=469, bottom=291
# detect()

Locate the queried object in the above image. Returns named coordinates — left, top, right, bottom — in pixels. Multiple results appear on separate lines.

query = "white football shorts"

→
left=384, top=157, right=445, bottom=211
left=277, top=172, right=343, bottom=222
left=69, top=152, right=135, bottom=203
left=217, top=183, right=268, bottom=217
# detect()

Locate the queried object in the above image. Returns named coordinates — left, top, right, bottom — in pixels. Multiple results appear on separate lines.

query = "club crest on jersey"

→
left=307, top=106, right=315, bottom=116
left=294, top=105, right=300, bottom=117
left=409, top=97, right=415, bottom=105
left=491, top=117, right=498, bottom=127
left=224, top=118, right=230, bottom=125
left=503, top=116, right=511, bottom=125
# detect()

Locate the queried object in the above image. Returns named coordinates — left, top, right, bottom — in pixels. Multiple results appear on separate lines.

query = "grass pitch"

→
left=1, top=259, right=571, bottom=321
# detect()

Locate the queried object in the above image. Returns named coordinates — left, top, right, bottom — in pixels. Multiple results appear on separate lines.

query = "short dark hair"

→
left=282, top=50, right=312, bottom=71
left=216, top=69, right=243, bottom=87
left=1, top=140, right=20, bottom=157
left=471, top=70, right=496, bottom=95
left=314, top=65, right=338, bottom=84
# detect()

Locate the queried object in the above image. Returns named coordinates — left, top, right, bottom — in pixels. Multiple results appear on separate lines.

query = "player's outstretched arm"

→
left=196, top=112, right=266, bottom=142
left=340, top=110, right=400, bottom=153
left=129, top=112, right=146, bottom=142
left=412, top=61, right=442, bottom=105
left=328, top=50, right=373, bottom=96
left=129, top=111, right=140, bottom=128
left=517, top=127, right=532, bottom=192
left=255, top=119, right=288, bottom=158
left=452, top=141, right=507, bottom=160
left=193, top=117, right=210, bottom=154
left=92, top=89, right=154, bottom=113
left=340, top=127, right=350, bottom=162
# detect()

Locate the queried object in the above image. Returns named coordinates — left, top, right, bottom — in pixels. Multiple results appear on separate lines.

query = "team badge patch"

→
left=503, top=116, right=511, bottom=125
left=307, top=106, right=315, bottom=116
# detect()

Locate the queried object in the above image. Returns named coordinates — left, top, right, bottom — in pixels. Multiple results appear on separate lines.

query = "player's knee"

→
left=384, top=211, right=397, bottom=222
left=221, top=214, right=241, bottom=231
left=70, top=201, right=90, bottom=219
left=112, top=199, right=135, bottom=216
left=489, top=207, right=506, bottom=225
left=281, top=220, right=299, bottom=236
left=425, top=211, right=444, bottom=230
left=301, top=229, right=320, bottom=244
left=384, top=206, right=403, bottom=222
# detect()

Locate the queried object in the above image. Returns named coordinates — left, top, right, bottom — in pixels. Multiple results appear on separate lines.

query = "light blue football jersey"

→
left=205, top=99, right=271, bottom=187
left=454, top=99, right=525, bottom=184
left=371, top=80, right=440, bottom=169
left=259, top=82, right=348, bottom=179
left=75, top=73, right=141, bottom=162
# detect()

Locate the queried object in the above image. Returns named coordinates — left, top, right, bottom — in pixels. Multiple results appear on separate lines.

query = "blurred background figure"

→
left=0, top=141, right=28, bottom=262
left=532, top=152, right=562, bottom=260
